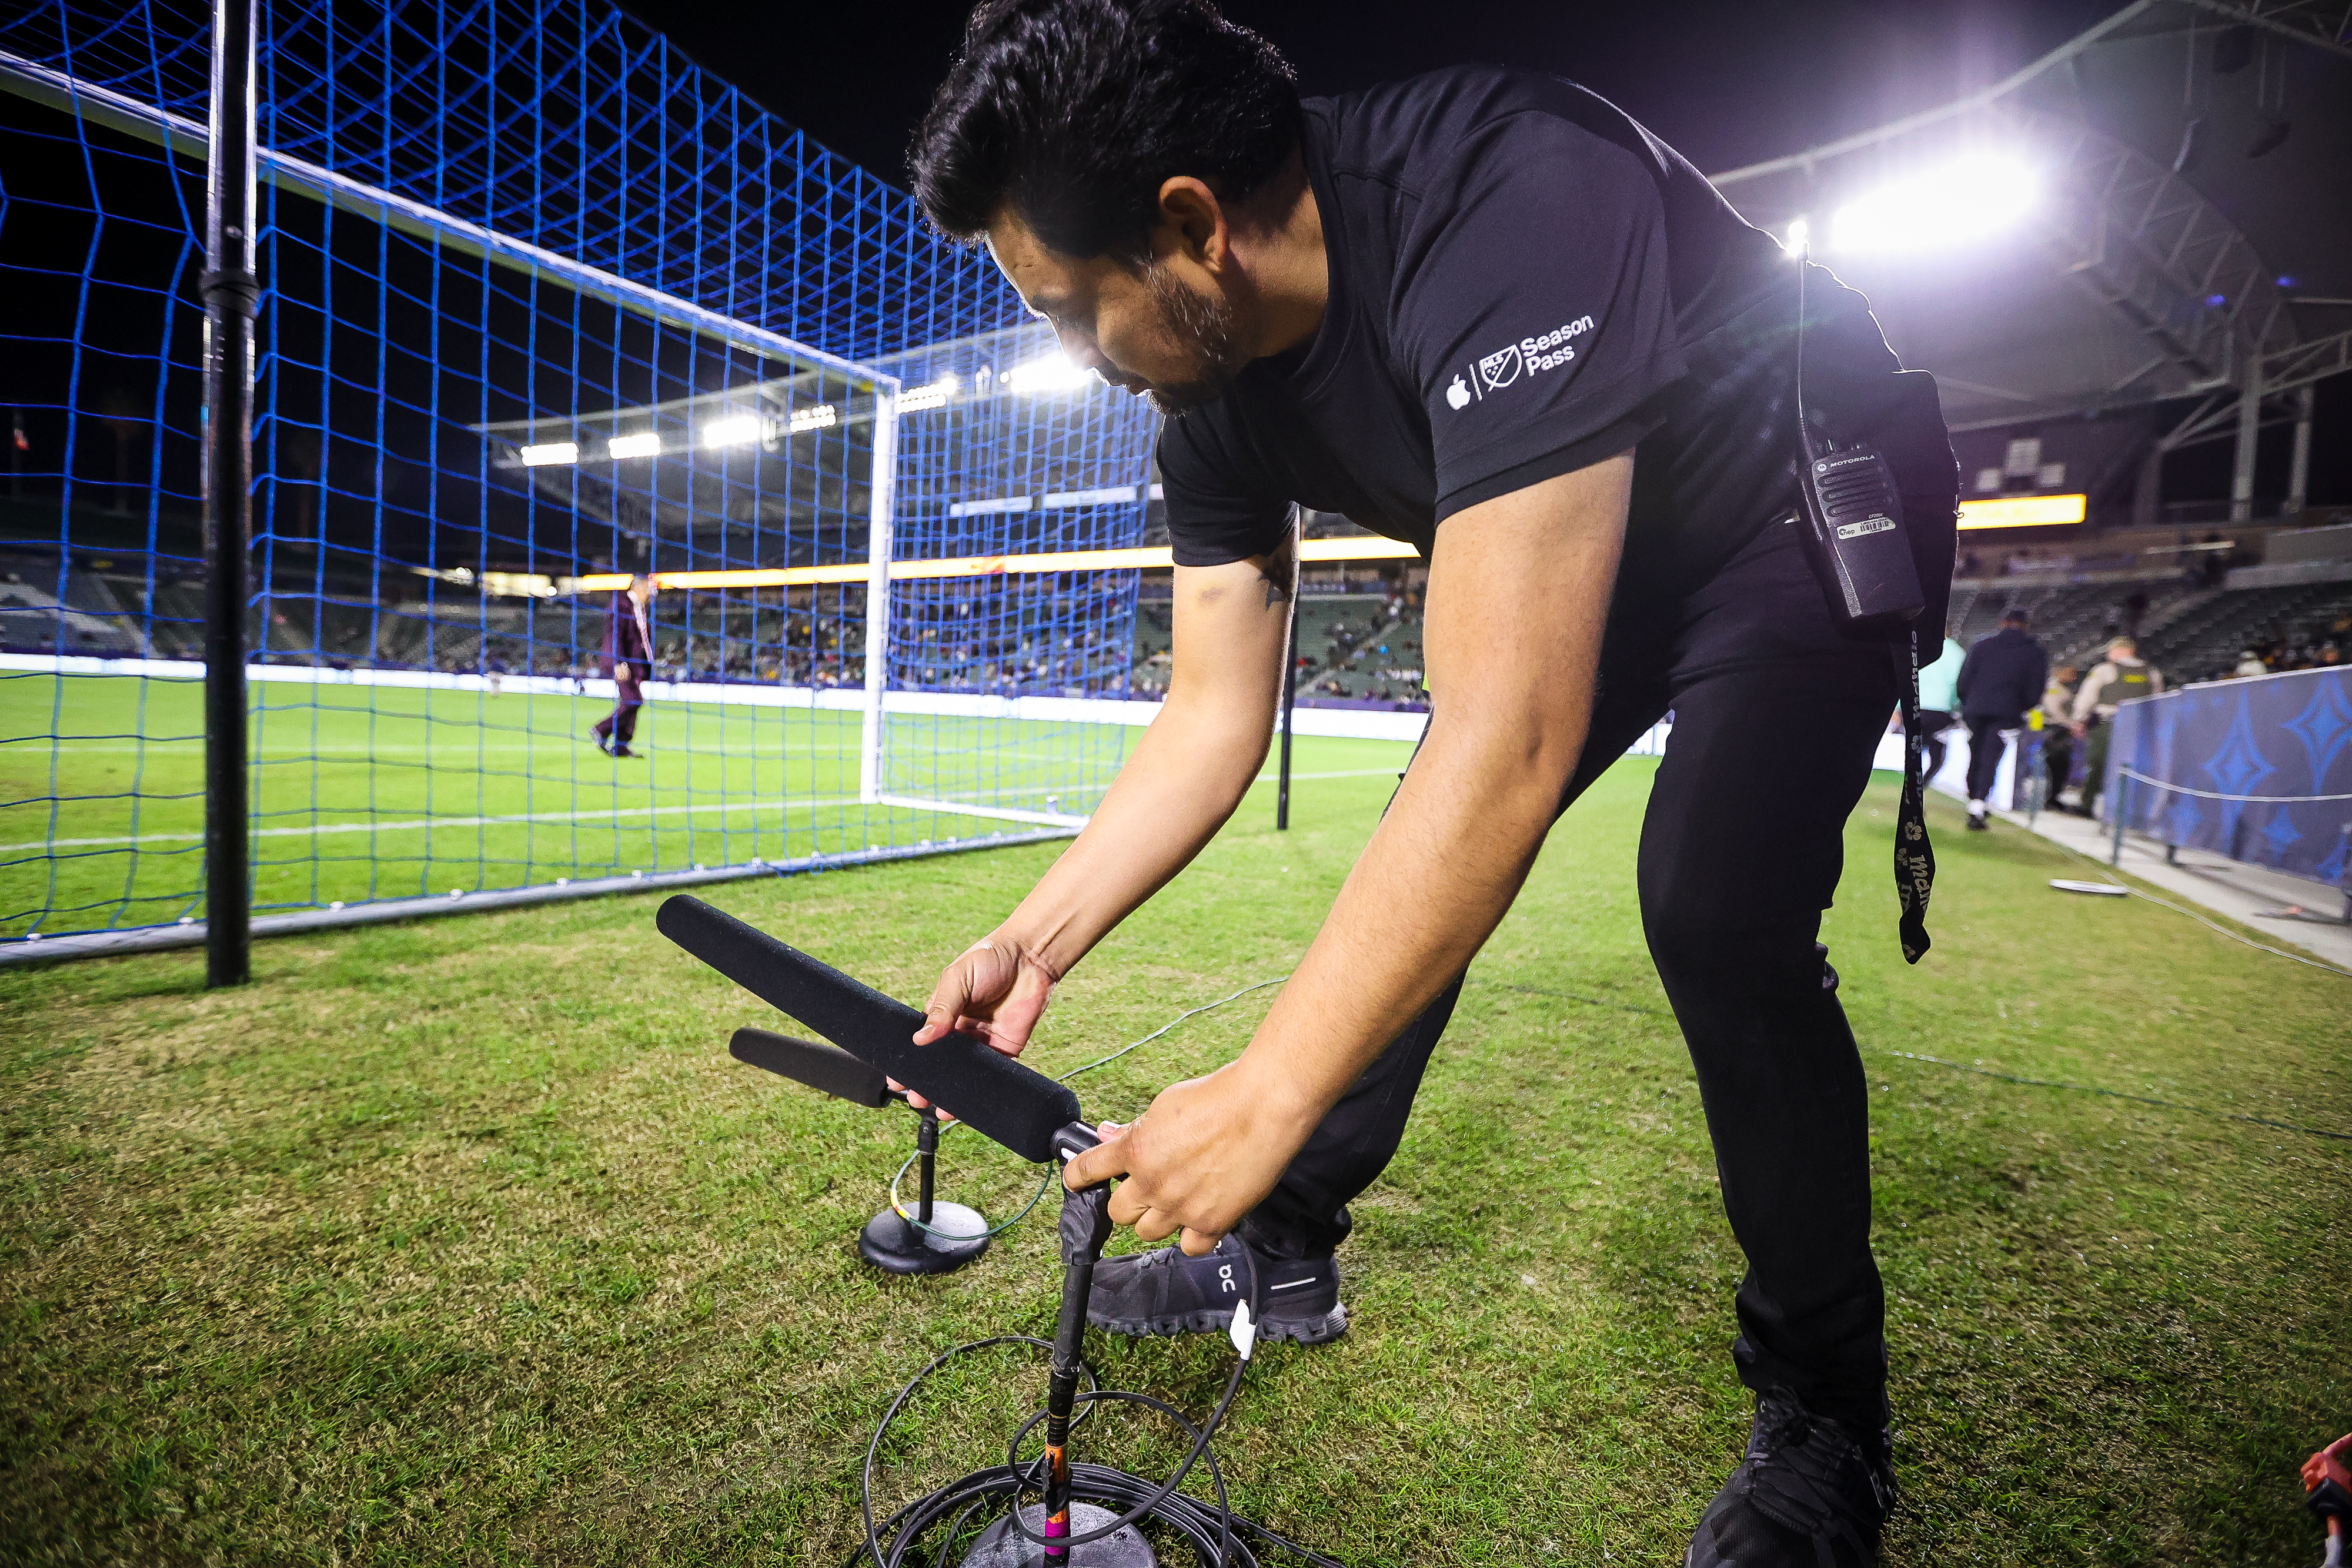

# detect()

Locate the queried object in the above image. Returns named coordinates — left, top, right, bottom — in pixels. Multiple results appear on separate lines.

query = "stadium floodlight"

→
left=896, top=374, right=960, bottom=413
left=519, top=441, right=578, bottom=466
left=1003, top=355, right=1095, bottom=396
left=1781, top=217, right=1810, bottom=258
left=701, top=414, right=765, bottom=449
left=606, top=432, right=663, bottom=459
left=787, top=403, right=838, bottom=433
left=1827, top=154, right=2037, bottom=254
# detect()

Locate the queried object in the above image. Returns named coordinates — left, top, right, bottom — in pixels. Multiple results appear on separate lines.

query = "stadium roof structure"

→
left=1708, top=0, right=2351, bottom=516
left=475, top=320, right=1166, bottom=573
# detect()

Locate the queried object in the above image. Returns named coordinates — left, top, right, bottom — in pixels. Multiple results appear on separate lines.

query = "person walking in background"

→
left=592, top=574, right=655, bottom=758
left=1955, top=607, right=2047, bottom=831
left=1914, top=623, right=1965, bottom=788
left=2037, top=664, right=2079, bottom=811
left=2072, top=636, right=2163, bottom=817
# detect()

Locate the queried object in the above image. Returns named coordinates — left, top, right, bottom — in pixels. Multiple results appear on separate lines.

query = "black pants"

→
left=2042, top=729, right=2074, bottom=803
left=1963, top=714, right=2014, bottom=805
left=1232, top=518, right=1897, bottom=1430
left=2082, top=718, right=2112, bottom=812
left=595, top=671, right=646, bottom=746
left=1918, top=708, right=1954, bottom=786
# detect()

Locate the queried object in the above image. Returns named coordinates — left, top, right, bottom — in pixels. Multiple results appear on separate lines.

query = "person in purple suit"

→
left=592, top=574, right=654, bottom=758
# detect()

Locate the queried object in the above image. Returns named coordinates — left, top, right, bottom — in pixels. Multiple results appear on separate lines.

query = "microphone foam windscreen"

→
left=729, top=1028, right=892, bottom=1108
left=659, top=896, right=1083, bottom=1163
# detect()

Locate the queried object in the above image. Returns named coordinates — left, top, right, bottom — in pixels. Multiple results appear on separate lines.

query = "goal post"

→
left=860, top=390, right=896, bottom=808
left=0, top=0, right=1433, bottom=965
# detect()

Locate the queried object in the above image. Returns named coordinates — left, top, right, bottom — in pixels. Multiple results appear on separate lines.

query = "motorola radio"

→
left=1795, top=439, right=1923, bottom=626
left=1792, top=256, right=1925, bottom=629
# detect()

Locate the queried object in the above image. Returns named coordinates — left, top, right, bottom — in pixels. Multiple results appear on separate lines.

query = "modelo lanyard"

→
left=1890, top=632, right=1935, bottom=964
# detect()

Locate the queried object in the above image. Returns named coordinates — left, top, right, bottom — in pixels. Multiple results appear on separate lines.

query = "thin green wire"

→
left=889, top=975, right=1291, bottom=1238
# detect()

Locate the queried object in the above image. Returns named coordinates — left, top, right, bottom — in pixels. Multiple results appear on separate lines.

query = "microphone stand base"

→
left=958, top=1503, right=1158, bottom=1567
left=858, top=1202, right=989, bottom=1275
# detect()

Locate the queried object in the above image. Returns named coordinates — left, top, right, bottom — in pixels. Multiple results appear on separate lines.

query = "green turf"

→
left=0, top=673, right=1147, bottom=939
left=1, top=745, right=2345, bottom=1564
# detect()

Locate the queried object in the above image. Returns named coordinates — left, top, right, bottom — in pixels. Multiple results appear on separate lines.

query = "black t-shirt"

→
left=1158, top=66, right=1900, bottom=593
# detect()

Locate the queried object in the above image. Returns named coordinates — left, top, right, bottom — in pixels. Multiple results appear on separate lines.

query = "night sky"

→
left=620, top=0, right=2346, bottom=507
left=625, top=1, right=2127, bottom=185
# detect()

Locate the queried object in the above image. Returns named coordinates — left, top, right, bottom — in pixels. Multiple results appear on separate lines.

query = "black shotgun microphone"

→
left=659, top=895, right=1084, bottom=1165
left=728, top=1028, right=893, bottom=1108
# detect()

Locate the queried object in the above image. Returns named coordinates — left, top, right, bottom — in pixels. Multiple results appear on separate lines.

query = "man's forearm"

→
left=1228, top=697, right=1585, bottom=1125
left=1058, top=460, right=1628, bottom=1249
left=996, top=694, right=1273, bottom=976
left=1218, top=466, right=1624, bottom=1127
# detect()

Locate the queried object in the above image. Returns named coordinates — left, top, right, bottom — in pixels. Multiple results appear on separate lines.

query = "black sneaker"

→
left=1087, top=1235, right=1347, bottom=1345
left=1686, top=1388, right=1895, bottom=1568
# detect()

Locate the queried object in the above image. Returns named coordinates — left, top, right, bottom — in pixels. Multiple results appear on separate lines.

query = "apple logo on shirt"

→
left=1446, top=374, right=1472, bottom=410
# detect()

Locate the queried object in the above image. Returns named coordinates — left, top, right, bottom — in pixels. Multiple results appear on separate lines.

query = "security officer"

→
left=2072, top=636, right=2164, bottom=815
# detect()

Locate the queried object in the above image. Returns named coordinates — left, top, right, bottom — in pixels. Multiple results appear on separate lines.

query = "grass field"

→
left=0, top=672, right=1134, bottom=940
left=2, top=740, right=2347, bottom=1565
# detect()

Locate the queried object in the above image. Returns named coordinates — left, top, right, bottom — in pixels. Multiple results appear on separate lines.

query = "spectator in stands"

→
left=2196, top=532, right=2227, bottom=588
left=2122, top=589, right=2149, bottom=640
left=2071, top=636, right=2163, bottom=815
left=1955, top=607, right=2047, bottom=830
left=2037, top=665, right=2078, bottom=810
left=1913, top=623, right=1965, bottom=787
left=592, top=574, right=654, bottom=758
left=2234, top=649, right=2267, bottom=679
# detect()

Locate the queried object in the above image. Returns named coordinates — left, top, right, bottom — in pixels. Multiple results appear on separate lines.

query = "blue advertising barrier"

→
left=2106, top=667, right=2352, bottom=888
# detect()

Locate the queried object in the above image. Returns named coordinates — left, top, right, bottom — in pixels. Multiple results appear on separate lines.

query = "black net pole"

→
left=1277, top=546, right=1299, bottom=831
left=201, top=0, right=260, bottom=988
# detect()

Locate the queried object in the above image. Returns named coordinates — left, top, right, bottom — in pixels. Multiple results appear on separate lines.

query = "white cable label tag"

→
left=1228, top=1300, right=1257, bottom=1359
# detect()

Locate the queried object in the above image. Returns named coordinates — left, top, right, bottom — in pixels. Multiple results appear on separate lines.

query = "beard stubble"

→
left=1138, top=262, right=1249, bottom=417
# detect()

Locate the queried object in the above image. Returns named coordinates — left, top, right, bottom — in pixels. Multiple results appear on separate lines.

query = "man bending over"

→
left=906, top=4, right=1956, bottom=1560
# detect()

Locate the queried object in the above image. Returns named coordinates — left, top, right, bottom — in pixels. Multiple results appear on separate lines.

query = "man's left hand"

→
left=1061, top=1060, right=1318, bottom=1256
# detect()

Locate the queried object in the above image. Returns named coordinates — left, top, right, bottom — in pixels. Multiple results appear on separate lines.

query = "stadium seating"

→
left=1292, top=593, right=1425, bottom=704
left=0, top=554, right=146, bottom=657
left=1945, top=571, right=2348, bottom=686
left=2133, top=580, right=2352, bottom=683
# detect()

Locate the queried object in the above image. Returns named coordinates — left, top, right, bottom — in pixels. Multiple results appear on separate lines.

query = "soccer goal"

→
left=0, top=0, right=1165, bottom=963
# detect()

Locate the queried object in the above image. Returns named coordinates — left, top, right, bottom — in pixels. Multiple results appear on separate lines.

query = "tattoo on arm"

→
left=1258, top=529, right=1298, bottom=611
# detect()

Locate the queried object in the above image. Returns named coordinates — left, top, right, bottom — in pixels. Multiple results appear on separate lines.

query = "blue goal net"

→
left=0, top=0, right=1165, bottom=954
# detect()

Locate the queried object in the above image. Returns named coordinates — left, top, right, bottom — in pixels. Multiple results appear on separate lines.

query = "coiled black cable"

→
left=848, top=1245, right=1344, bottom=1567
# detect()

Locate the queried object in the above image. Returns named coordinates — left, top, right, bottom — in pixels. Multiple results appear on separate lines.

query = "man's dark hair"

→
left=2001, top=608, right=2032, bottom=628
left=911, top=0, right=1300, bottom=261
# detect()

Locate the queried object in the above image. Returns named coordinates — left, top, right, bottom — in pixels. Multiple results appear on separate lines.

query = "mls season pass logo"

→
left=1446, top=315, right=1596, bottom=411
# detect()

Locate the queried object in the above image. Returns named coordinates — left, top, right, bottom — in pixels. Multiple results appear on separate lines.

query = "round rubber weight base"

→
left=858, top=1202, right=989, bottom=1275
left=957, top=1503, right=1157, bottom=1568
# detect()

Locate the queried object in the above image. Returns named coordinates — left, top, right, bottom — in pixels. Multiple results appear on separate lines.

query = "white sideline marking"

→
left=8, top=769, right=1405, bottom=852
left=6, top=794, right=863, bottom=852
left=16, top=741, right=796, bottom=756
left=1248, top=768, right=1404, bottom=784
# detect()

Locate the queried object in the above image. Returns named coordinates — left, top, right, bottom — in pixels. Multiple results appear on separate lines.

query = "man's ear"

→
left=1155, top=176, right=1230, bottom=270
